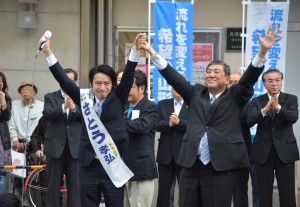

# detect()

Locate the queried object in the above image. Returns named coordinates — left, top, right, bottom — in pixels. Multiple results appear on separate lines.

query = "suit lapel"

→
left=178, top=102, right=188, bottom=118
left=278, top=92, right=286, bottom=106
left=55, top=91, right=68, bottom=122
left=202, top=91, right=210, bottom=118
left=206, top=91, right=226, bottom=122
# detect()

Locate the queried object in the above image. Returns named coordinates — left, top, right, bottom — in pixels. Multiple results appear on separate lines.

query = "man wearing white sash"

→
left=41, top=34, right=143, bottom=207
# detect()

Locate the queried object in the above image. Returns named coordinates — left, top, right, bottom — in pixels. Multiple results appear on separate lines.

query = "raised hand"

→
left=40, top=36, right=53, bottom=57
left=258, top=25, right=282, bottom=53
left=133, top=33, right=147, bottom=50
left=137, top=35, right=156, bottom=56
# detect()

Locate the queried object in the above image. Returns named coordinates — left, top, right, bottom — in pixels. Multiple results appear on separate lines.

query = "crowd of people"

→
left=0, top=24, right=298, bottom=207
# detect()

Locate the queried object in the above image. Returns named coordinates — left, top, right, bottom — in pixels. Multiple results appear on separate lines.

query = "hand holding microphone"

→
left=35, top=30, right=52, bottom=58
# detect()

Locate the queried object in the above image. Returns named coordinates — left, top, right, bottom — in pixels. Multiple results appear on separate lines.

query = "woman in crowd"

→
left=0, top=71, right=12, bottom=193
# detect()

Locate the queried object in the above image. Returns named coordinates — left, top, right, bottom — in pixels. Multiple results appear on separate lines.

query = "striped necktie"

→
left=199, top=96, right=216, bottom=165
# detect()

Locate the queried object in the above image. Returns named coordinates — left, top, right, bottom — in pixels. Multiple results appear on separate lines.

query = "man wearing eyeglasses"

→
left=247, top=69, right=299, bottom=207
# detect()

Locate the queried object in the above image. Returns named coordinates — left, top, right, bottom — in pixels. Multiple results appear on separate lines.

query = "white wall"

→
left=0, top=0, right=80, bottom=101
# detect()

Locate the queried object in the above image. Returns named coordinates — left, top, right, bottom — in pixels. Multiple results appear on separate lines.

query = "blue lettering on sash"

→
left=83, top=102, right=91, bottom=115
left=99, top=144, right=110, bottom=154
left=104, top=153, right=116, bottom=164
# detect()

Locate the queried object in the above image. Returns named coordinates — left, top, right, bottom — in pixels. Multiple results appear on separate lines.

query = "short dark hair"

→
left=134, top=70, right=147, bottom=96
left=206, top=60, right=231, bottom=76
left=262, top=69, right=284, bottom=82
left=0, top=71, right=8, bottom=92
left=64, top=68, right=78, bottom=81
left=89, top=65, right=116, bottom=87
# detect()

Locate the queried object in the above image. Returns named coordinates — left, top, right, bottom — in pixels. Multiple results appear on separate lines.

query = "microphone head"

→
left=40, top=36, right=46, bottom=42
left=44, top=31, right=52, bottom=39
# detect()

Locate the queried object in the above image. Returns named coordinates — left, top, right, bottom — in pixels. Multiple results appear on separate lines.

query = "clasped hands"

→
left=262, top=95, right=281, bottom=114
left=64, top=96, right=75, bottom=111
left=169, top=112, right=180, bottom=127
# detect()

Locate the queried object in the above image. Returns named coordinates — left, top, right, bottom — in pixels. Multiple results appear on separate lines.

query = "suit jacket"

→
left=156, top=98, right=188, bottom=165
left=49, top=60, right=137, bottom=167
left=30, top=115, right=47, bottom=153
left=247, top=92, right=299, bottom=164
left=123, top=97, right=158, bottom=181
left=159, top=62, right=264, bottom=171
left=43, top=90, right=82, bottom=159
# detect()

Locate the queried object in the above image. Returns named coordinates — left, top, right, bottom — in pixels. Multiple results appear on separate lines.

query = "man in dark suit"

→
left=247, top=69, right=299, bottom=207
left=138, top=25, right=281, bottom=206
left=43, top=68, right=82, bottom=207
left=42, top=34, right=141, bottom=207
left=156, top=88, right=188, bottom=207
left=123, top=70, right=158, bottom=207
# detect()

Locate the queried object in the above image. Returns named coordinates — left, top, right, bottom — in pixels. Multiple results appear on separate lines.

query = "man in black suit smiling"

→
left=138, top=25, right=282, bottom=207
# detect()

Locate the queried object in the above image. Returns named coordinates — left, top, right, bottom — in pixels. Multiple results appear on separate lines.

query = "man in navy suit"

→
left=43, top=68, right=82, bottom=207
left=156, top=88, right=188, bottom=207
left=123, top=70, right=158, bottom=207
left=138, top=25, right=281, bottom=207
left=42, top=34, right=142, bottom=207
left=247, top=69, right=299, bottom=207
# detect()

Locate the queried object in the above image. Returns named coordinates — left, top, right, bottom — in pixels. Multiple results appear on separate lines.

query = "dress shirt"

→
left=174, top=100, right=183, bottom=115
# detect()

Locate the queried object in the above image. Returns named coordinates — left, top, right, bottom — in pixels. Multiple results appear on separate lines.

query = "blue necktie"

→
left=199, top=96, right=216, bottom=165
left=96, top=101, right=102, bottom=117
left=127, top=105, right=135, bottom=118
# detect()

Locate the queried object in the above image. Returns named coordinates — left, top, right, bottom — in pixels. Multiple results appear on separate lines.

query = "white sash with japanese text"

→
left=80, top=89, right=133, bottom=188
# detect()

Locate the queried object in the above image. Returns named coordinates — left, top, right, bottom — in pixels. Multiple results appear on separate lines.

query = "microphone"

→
left=0, top=83, right=3, bottom=91
left=35, top=31, right=52, bottom=58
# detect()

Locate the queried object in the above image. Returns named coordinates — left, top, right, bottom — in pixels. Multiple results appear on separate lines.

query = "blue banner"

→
left=153, top=1, right=194, bottom=102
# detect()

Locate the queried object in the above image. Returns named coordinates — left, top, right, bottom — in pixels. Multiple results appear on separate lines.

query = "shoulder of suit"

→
left=158, top=98, right=173, bottom=104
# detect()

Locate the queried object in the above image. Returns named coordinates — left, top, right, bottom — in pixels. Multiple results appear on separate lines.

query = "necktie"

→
left=96, top=101, right=102, bottom=117
left=127, top=105, right=135, bottom=118
left=210, top=96, right=216, bottom=104
left=269, top=108, right=275, bottom=119
left=62, top=93, right=69, bottom=117
left=199, top=96, right=216, bottom=165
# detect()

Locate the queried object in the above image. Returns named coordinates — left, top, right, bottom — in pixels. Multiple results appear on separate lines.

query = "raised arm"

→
left=41, top=37, right=80, bottom=105
left=137, top=35, right=194, bottom=105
